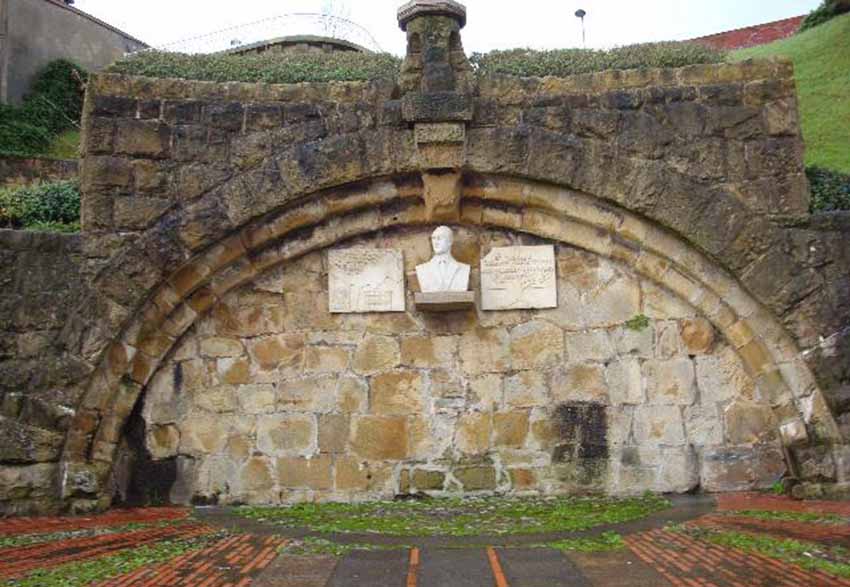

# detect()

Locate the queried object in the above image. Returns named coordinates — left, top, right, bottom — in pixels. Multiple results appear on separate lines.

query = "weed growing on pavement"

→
left=538, top=531, right=625, bottom=552
left=0, top=520, right=185, bottom=550
left=1, top=531, right=226, bottom=587
left=279, top=537, right=411, bottom=557
left=686, top=528, right=850, bottom=579
left=730, top=510, right=848, bottom=525
left=237, top=494, right=670, bottom=537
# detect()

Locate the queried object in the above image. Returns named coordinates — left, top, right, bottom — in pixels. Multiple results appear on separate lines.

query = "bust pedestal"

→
left=414, top=291, right=475, bottom=312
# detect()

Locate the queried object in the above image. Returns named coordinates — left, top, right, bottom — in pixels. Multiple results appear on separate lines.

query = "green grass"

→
left=1, top=531, right=226, bottom=587
left=44, top=129, right=80, bottom=160
left=730, top=509, right=848, bottom=525
left=537, top=531, right=626, bottom=552
left=732, top=13, right=850, bottom=173
left=686, top=527, right=850, bottom=579
left=237, top=494, right=670, bottom=537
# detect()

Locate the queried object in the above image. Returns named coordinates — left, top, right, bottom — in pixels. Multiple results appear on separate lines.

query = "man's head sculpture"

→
left=416, top=226, right=470, bottom=293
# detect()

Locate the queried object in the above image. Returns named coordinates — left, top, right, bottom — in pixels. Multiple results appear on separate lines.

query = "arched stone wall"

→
left=60, top=174, right=842, bottom=510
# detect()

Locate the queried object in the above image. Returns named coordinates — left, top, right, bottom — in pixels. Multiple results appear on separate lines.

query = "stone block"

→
left=510, top=321, right=564, bottom=370
left=371, top=371, right=425, bottom=415
left=724, top=402, right=777, bottom=445
left=352, top=336, right=401, bottom=375
left=319, top=414, right=349, bottom=453
left=337, top=377, right=369, bottom=413
left=611, top=326, right=654, bottom=358
left=278, top=376, right=337, bottom=413
left=696, top=347, right=756, bottom=405
left=494, top=412, right=529, bottom=448
left=278, top=456, right=333, bottom=490
left=304, top=346, right=350, bottom=374
left=633, top=406, right=685, bottom=446
left=606, top=359, right=643, bottom=405
left=453, top=466, right=497, bottom=491
left=469, top=374, right=503, bottom=410
left=455, top=412, right=491, bottom=455
left=335, top=456, right=369, bottom=491
left=114, top=120, right=170, bottom=158
left=217, top=357, right=251, bottom=385
left=550, top=364, right=609, bottom=403
left=200, top=337, right=244, bottom=358
left=400, top=336, right=457, bottom=369
left=459, top=327, right=510, bottom=374
left=566, top=330, right=615, bottom=363
left=351, top=416, right=408, bottom=460
left=412, top=469, right=446, bottom=491
left=249, top=335, right=305, bottom=372
left=179, top=413, right=229, bottom=455
left=505, top=371, right=549, bottom=408
left=239, top=457, right=275, bottom=495
left=644, top=359, right=697, bottom=406
left=680, top=318, right=716, bottom=354
left=148, top=424, right=180, bottom=459
left=237, top=384, right=276, bottom=414
left=256, top=414, right=316, bottom=457
left=0, top=417, right=63, bottom=464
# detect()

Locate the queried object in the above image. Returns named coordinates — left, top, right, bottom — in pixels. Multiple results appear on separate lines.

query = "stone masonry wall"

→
left=137, top=226, right=780, bottom=505
left=0, top=229, right=86, bottom=515
left=1, top=12, right=848, bottom=512
left=0, top=156, right=79, bottom=188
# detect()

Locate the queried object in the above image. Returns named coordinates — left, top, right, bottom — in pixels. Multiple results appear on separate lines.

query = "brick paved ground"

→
left=716, top=492, right=850, bottom=516
left=0, top=496, right=848, bottom=586
left=692, top=512, right=850, bottom=546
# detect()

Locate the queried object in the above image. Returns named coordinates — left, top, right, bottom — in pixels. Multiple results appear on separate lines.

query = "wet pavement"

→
left=1, top=494, right=849, bottom=587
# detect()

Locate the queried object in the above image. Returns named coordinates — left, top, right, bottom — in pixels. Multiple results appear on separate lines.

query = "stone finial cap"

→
left=398, top=0, right=467, bottom=31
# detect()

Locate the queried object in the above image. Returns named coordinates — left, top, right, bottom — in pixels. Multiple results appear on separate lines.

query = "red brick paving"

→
left=716, top=492, right=850, bottom=516
left=94, top=533, right=286, bottom=587
left=626, top=528, right=850, bottom=587
left=0, top=507, right=189, bottom=537
left=0, top=522, right=213, bottom=580
left=692, top=513, right=850, bottom=547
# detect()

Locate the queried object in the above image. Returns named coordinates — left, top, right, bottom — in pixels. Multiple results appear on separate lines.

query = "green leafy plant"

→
left=107, top=50, right=401, bottom=84
left=539, top=531, right=625, bottom=552
left=0, top=60, right=87, bottom=158
left=799, top=0, right=850, bottom=31
left=625, top=314, right=651, bottom=332
left=471, top=42, right=725, bottom=78
left=808, top=166, right=850, bottom=212
left=731, top=510, right=847, bottom=525
left=0, top=179, right=81, bottom=232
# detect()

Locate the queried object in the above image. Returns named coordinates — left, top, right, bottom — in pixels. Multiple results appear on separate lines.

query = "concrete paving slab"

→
left=497, top=548, right=590, bottom=587
left=569, top=549, right=674, bottom=587
left=418, top=548, right=493, bottom=587
left=328, top=548, right=410, bottom=587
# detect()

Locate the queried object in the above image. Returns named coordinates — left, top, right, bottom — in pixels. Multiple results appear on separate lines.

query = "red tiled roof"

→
left=690, top=15, right=805, bottom=50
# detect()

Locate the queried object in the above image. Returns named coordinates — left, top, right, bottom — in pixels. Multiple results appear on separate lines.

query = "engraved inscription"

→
left=480, top=246, right=557, bottom=310
left=328, top=249, right=405, bottom=313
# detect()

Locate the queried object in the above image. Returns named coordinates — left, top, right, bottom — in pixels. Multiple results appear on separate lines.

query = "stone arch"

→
left=60, top=173, right=841, bottom=509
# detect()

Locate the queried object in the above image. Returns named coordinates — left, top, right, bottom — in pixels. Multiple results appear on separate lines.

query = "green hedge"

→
left=0, top=60, right=87, bottom=158
left=0, top=180, right=80, bottom=232
left=808, top=166, right=850, bottom=212
left=800, top=0, right=850, bottom=32
left=471, top=42, right=726, bottom=78
left=107, top=51, right=401, bottom=84
left=108, top=42, right=725, bottom=85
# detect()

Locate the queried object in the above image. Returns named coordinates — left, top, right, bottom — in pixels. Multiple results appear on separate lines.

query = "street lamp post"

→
left=575, top=8, right=587, bottom=48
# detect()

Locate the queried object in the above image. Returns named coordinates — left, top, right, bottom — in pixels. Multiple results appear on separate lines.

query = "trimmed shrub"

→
left=0, top=180, right=81, bottom=232
left=808, top=166, right=850, bottom=212
left=799, top=0, right=850, bottom=32
left=0, top=60, right=87, bottom=157
left=471, top=42, right=726, bottom=78
left=107, top=50, right=401, bottom=84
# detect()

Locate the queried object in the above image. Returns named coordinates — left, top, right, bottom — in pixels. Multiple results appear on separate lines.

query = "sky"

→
left=71, top=0, right=822, bottom=55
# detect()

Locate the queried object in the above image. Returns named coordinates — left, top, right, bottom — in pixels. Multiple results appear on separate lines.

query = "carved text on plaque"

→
left=328, top=249, right=405, bottom=313
left=480, top=245, right=557, bottom=310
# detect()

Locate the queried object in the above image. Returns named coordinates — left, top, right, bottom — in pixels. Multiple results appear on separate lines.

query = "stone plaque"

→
left=481, top=246, right=557, bottom=310
left=328, top=249, right=405, bottom=313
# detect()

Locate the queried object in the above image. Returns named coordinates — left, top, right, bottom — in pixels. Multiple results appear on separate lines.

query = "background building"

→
left=0, top=0, right=147, bottom=105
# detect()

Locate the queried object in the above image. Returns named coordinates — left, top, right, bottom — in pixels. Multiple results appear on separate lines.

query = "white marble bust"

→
left=416, top=226, right=470, bottom=293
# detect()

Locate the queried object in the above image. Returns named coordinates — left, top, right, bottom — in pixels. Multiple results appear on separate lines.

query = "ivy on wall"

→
left=808, top=167, right=850, bottom=212
left=0, top=60, right=88, bottom=158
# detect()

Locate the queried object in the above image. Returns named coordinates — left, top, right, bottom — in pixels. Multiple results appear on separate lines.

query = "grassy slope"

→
left=732, top=13, right=850, bottom=173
